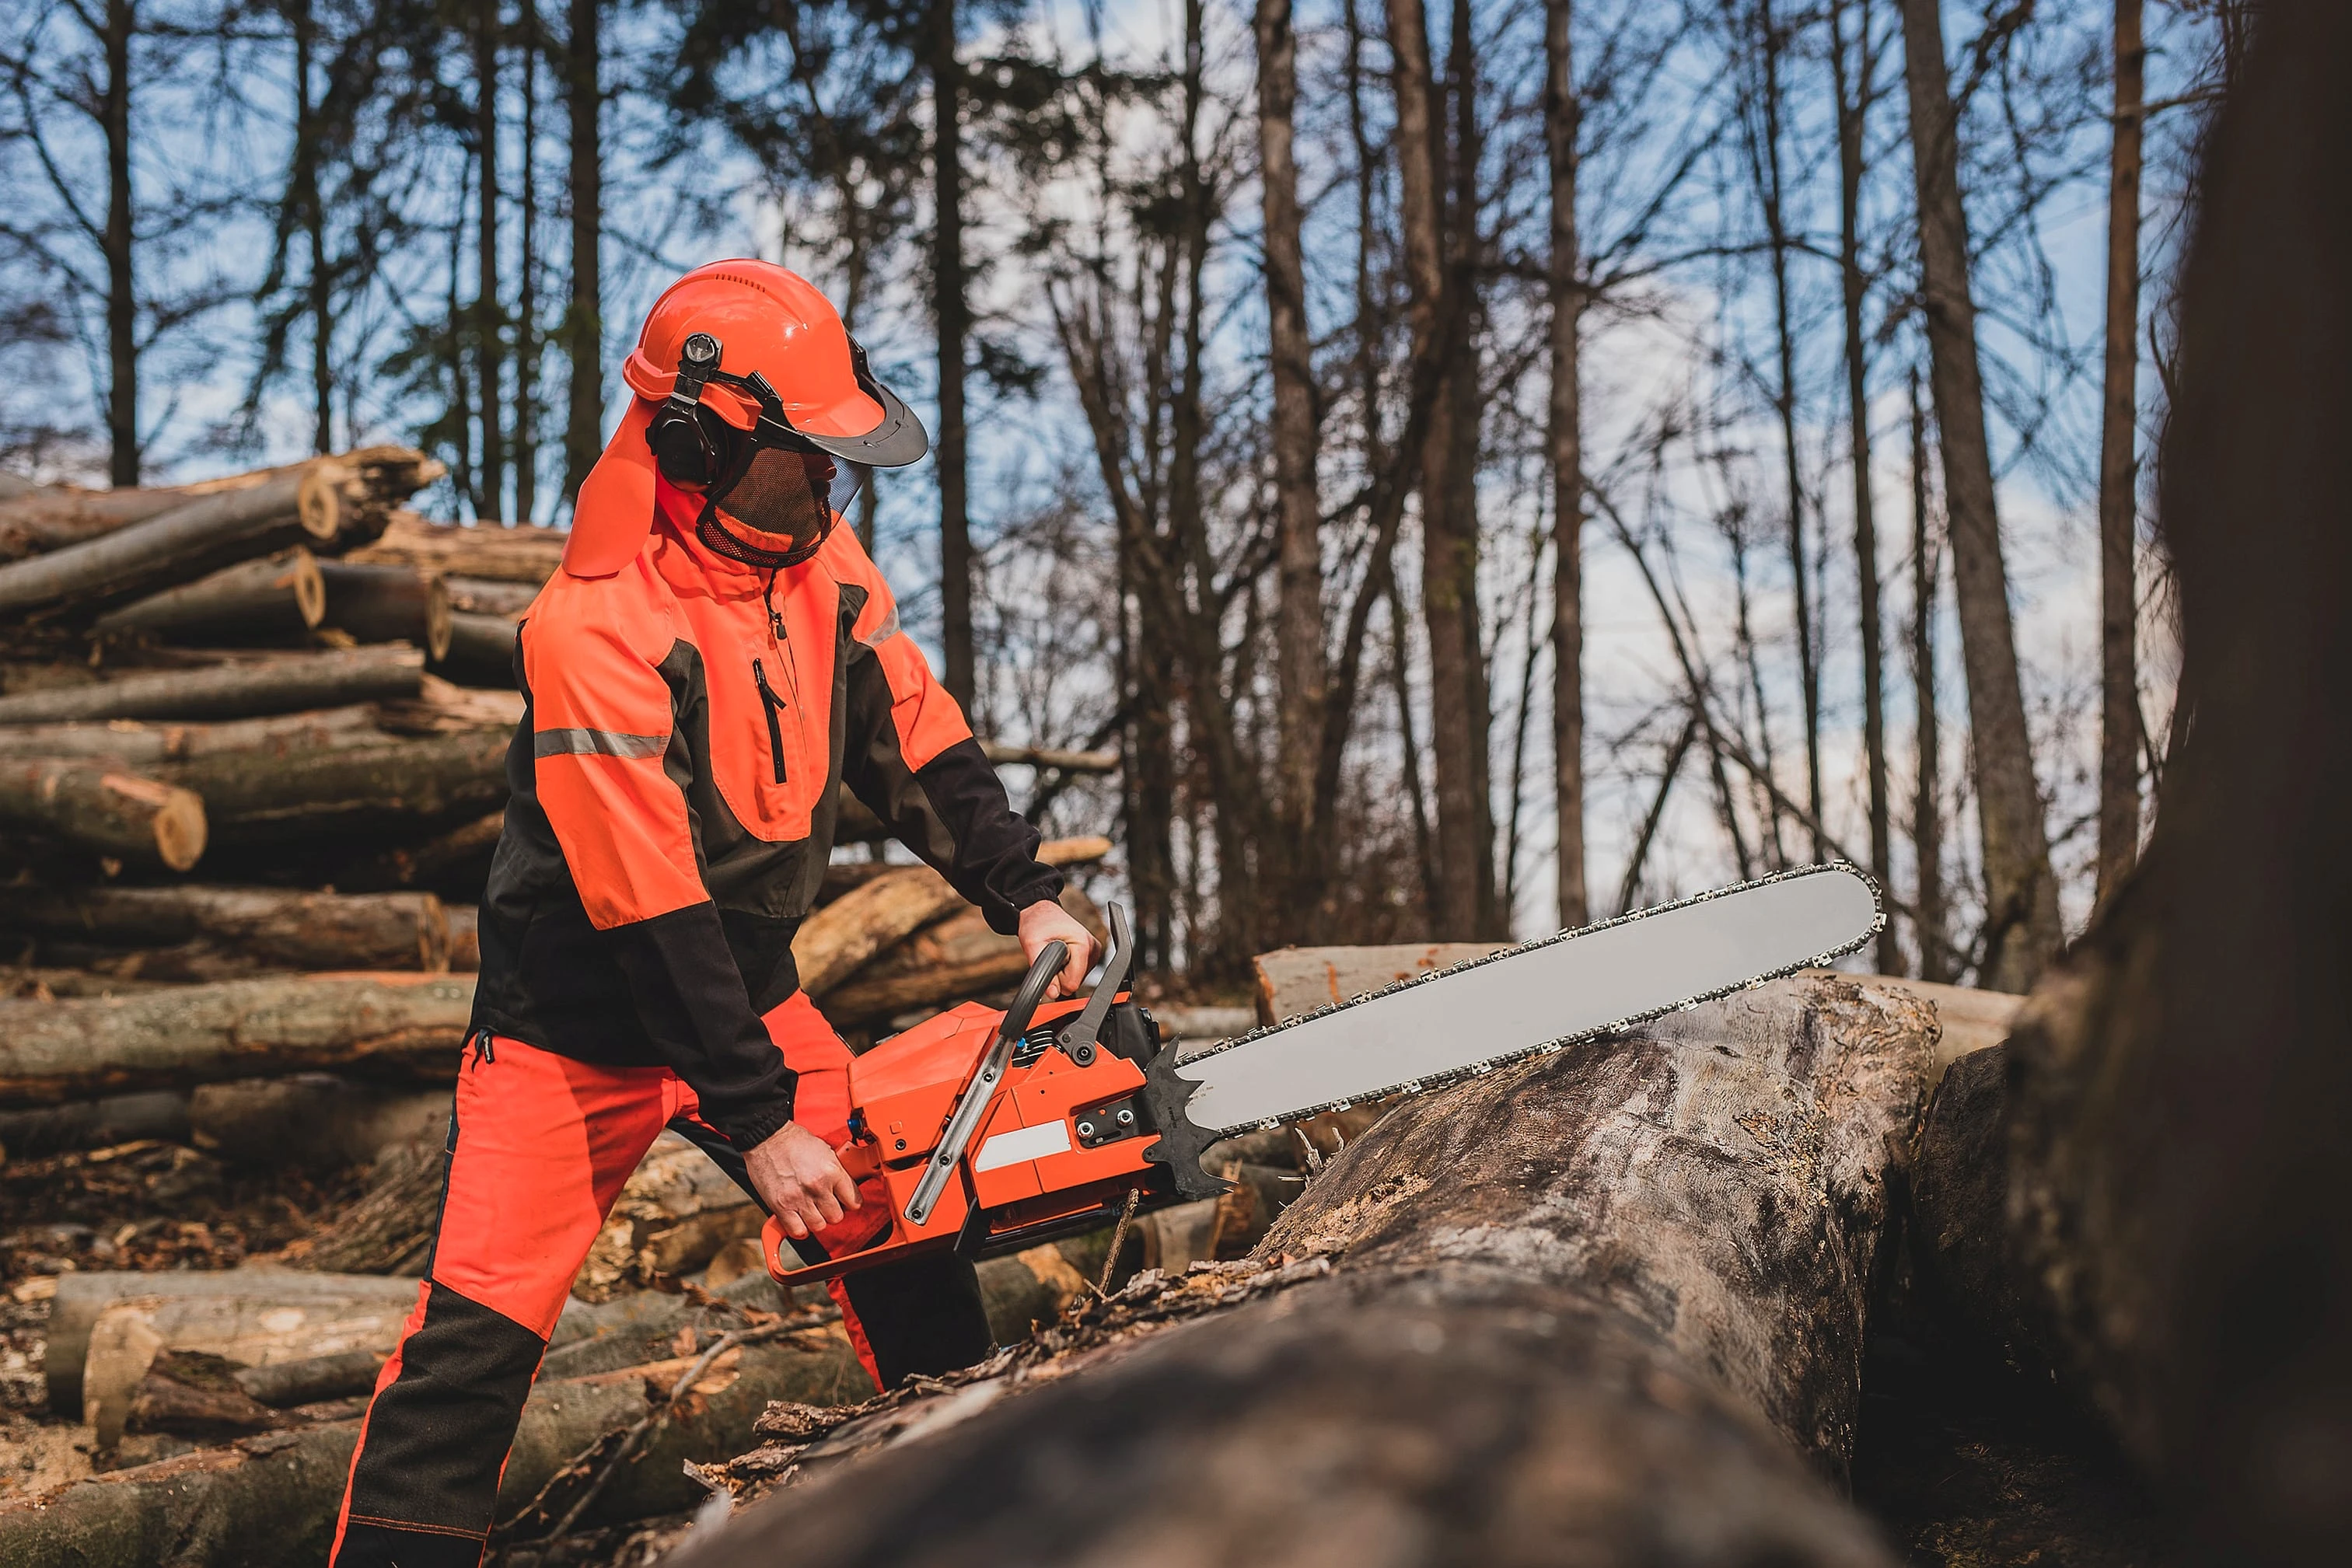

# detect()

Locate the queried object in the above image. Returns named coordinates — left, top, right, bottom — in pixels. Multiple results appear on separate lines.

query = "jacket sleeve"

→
left=522, top=590, right=798, bottom=1149
left=829, top=543, right=1064, bottom=933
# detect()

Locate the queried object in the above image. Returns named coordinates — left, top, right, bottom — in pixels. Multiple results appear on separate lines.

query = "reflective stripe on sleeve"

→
left=858, top=603, right=903, bottom=649
left=533, top=728, right=668, bottom=760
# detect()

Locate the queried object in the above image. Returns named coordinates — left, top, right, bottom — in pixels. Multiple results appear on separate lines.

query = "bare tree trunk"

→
left=105, top=0, right=138, bottom=487
left=931, top=0, right=974, bottom=711
left=1257, top=0, right=1327, bottom=938
left=1896, top=0, right=2060, bottom=991
left=1445, top=0, right=1498, bottom=938
left=1748, top=0, right=1823, bottom=857
left=474, top=5, right=505, bottom=522
left=293, top=0, right=331, bottom=453
left=2096, top=0, right=2145, bottom=906
left=515, top=5, right=540, bottom=526
left=562, top=0, right=602, bottom=508
left=1389, top=0, right=1483, bottom=941
left=1832, top=0, right=1895, bottom=971
left=1545, top=0, right=1586, bottom=931
left=1910, top=366, right=1947, bottom=981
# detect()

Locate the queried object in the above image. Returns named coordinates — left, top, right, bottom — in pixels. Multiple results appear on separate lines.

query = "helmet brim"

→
left=796, top=375, right=929, bottom=470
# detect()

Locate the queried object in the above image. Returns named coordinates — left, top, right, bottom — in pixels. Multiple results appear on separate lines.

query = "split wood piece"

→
left=291, top=1131, right=449, bottom=1276
left=0, top=971, right=475, bottom=1107
left=792, top=836, right=1112, bottom=997
left=816, top=885, right=1106, bottom=1028
left=0, top=645, right=425, bottom=725
left=346, top=512, right=569, bottom=585
left=1250, top=939, right=1508, bottom=1026
left=689, top=976, right=1934, bottom=1566
left=975, top=1244, right=1096, bottom=1343
left=446, top=903, right=479, bottom=970
left=976, top=742, right=1120, bottom=773
left=4, top=1329, right=868, bottom=1568
left=0, top=885, right=449, bottom=973
left=163, top=726, right=508, bottom=847
left=0, top=758, right=205, bottom=869
left=316, top=560, right=453, bottom=658
left=571, top=1130, right=767, bottom=1303
left=430, top=608, right=519, bottom=686
left=89, top=549, right=325, bottom=643
left=126, top=1350, right=287, bottom=1440
left=0, top=447, right=439, bottom=564
left=442, top=574, right=538, bottom=617
left=0, top=469, right=344, bottom=622
left=0, top=704, right=387, bottom=763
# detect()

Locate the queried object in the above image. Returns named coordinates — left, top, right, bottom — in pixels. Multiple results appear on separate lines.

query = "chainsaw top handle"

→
left=902, top=937, right=1066, bottom=1225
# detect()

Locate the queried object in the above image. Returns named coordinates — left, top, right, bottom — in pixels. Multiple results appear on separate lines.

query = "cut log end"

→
left=149, top=786, right=208, bottom=871
left=290, top=549, right=326, bottom=627
left=295, top=467, right=343, bottom=540
left=422, top=577, right=453, bottom=661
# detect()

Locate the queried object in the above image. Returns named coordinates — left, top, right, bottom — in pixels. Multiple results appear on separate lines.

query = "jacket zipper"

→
left=752, top=658, right=789, bottom=784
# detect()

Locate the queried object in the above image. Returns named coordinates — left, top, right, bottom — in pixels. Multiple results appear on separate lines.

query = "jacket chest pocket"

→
left=753, top=658, right=790, bottom=784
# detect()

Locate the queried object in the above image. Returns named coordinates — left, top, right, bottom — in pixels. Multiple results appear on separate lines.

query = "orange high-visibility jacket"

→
left=469, top=483, right=1062, bottom=1151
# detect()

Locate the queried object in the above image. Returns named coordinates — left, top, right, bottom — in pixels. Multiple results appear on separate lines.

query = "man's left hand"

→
left=1018, top=899, right=1100, bottom=1000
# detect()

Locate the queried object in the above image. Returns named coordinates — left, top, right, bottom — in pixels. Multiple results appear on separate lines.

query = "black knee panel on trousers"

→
left=838, top=1248, right=993, bottom=1388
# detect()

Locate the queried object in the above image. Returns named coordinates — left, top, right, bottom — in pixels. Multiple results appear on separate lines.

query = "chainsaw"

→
left=763, top=862, right=1883, bottom=1290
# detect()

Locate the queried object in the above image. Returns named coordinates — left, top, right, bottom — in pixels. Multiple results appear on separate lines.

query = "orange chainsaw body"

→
left=762, top=991, right=1182, bottom=1288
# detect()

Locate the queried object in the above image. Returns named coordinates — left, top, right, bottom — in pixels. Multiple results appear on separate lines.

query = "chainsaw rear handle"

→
left=903, top=938, right=1067, bottom=1224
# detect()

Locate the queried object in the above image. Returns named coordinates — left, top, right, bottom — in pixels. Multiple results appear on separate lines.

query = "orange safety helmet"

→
left=567, top=260, right=928, bottom=576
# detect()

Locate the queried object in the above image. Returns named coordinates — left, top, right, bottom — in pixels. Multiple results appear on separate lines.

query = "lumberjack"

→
left=330, top=260, right=1097, bottom=1568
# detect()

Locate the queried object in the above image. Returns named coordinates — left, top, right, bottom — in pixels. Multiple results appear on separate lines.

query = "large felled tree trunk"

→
left=1994, top=10, right=2352, bottom=1558
left=694, top=975, right=1935, bottom=1564
left=1894, top=0, right=2060, bottom=990
left=0, top=884, right=449, bottom=975
left=0, top=646, right=423, bottom=725
left=0, top=757, right=205, bottom=869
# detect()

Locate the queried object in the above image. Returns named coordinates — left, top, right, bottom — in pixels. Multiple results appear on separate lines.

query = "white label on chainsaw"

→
left=973, top=1120, right=1073, bottom=1173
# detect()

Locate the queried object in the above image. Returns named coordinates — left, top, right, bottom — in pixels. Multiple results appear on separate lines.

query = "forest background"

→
left=0, top=0, right=2252, bottom=993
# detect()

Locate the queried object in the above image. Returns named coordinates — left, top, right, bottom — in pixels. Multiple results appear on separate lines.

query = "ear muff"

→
left=647, top=400, right=736, bottom=490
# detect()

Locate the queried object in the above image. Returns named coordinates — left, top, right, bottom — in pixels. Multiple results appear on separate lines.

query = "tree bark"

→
left=1256, top=0, right=1327, bottom=933
left=163, top=727, right=509, bottom=847
left=690, top=975, right=1933, bottom=1565
left=0, top=885, right=449, bottom=974
left=442, top=573, right=537, bottom=616
left=317, top=560, right=453, bottom=657
left=1895, top=0, right=2060, bottom=991
left=326, top=808, right=505, bottom=895
left=2000, top=15, right=2352, bottom=1552
left=0, top=449, right=437, bottom=563
left=931, top=0, right=974, bottom=711
left=1909, top=366, right=1946, bottom=980
left=0, top=704, right=384, bottom=763
left=344, top=514, right=565, bottom=582
left=0, top=972, right=475, bottom=1106
left=1545, top=0, right=1586, bottom=931
left=0, top=471, right=337, bottom=622
left=2095, top=0, right=2145, bottom=906
left=563, top=0, right=603, bottom=508
left=0, top=759, right=205, bottom=869
left=89, top=549, right=325, bottom=642
left=0, top=647, right=424, bottom=725
left=104, top=0, right=138, bottom=487
left=1832, top=0, right=1896, bottom=972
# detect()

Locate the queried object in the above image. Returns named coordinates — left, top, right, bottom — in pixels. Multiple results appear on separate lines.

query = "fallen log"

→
left=0, top=758, right=206, bottom=869
left=816, top=886, right=1106, bottom=1028
left=163, top=726, right=508, bottom=846
left=792, top=836, right=1112, bottom=997
left=693, top=975, right=1933, bottom=1566
left=1251, top=939, right=1508, bottom=1025
left=344, top=512, right=567, bottom=584
left=0, top=704, right=387, bottom=763
left=89, top=549, right=325, bottom=642
left=2, top=1327, right=868, bottom=1568
left=441, top=574, right=538, bottom=617
left=0, top=447, right=439, bottom=564
left=572, top=1131, right=767, bottom=1302
left=327, top=807, right=504, bottom=893
left=430, top=606, right=519, bottom=685
left=0, top=645, right=424, bottom=725
left=0, top=884, right=449, bottom=973
left=316, top=560, right=452, bottom=658
left=0, top=971, right=474, bottom=1107
left=0, top=468, right=348, bottom=622
left=976, top=741, right=1119, bottom=772
left=0, top=1088, right=191, bottom=1158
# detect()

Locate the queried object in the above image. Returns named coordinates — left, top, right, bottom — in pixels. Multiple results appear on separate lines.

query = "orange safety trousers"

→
left=327, top=997, right=988, bottom=1568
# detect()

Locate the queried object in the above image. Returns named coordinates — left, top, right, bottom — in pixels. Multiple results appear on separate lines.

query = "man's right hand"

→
left=745, top=1122, right=861, bottom=1239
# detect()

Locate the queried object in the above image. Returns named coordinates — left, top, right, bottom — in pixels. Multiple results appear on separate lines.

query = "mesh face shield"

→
left=693, top=428, right=840, bottom=568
